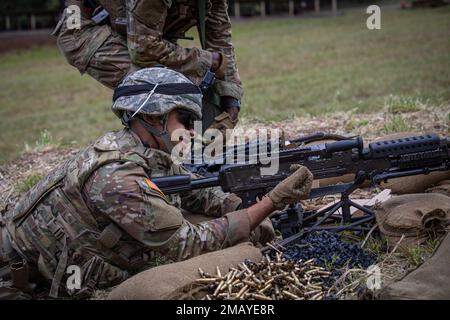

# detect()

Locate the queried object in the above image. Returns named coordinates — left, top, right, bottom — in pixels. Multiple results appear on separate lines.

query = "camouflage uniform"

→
left=1, top=128, right=249, bottom=298
left=0, top=67, right=268, bottom=299
left=53, top=0, right=243, bottom=100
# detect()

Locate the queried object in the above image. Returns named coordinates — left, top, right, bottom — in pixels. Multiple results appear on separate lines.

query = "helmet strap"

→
left=135, top=114, right=174, bottom=153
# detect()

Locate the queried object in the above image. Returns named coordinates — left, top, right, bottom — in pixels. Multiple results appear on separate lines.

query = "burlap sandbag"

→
left=373, top=132, right=450, bottom=194
left=107, top=242, right=262, bottom=300
left=426, top=180, right=450, bottom=198
left=379, top=171, right=450, bottom=194
left=379, top=231, right=450, bottom=300
left=375, top=193, right=450, bottom=249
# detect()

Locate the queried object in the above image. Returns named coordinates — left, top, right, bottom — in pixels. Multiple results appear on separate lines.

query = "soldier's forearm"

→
left=213, top=79, right=244, bottom=101
left=247, top=196, right=275, bottom=230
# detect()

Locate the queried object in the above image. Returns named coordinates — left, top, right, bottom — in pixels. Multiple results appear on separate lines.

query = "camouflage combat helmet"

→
left=112, top=67, right=203, bottom=151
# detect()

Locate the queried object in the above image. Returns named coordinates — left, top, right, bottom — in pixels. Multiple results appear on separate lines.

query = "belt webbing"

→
left=197, top=0, right=206, bottom=49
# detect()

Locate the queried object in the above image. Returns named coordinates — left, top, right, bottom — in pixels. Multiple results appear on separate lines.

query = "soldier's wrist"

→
left=266, top=192, right=284, bottom=211
left=247, top=196, right=276, bottom=230
left=211, top=52, right=222, bottom=72
left=221, top=96, right=241, bottom=110
left=210, top=52, right=226, bottom=79
left=221, top=97, right=240, bottom=122
left=262, top=195, right=276, bottom=212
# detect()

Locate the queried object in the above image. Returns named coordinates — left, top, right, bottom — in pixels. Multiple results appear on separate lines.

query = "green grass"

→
left=16, top=173, right=43, bottom=192
left=401, top=238, right=440, bottom=268
left=345, top=117, right=369, bottom=132
left=23, top=128, right=53, bottom=150
left=383, top=115, right=412, bottom=133
left=0, top=47, right=119, bottom=163
left=235, top=7, right=450, bottom=120
left=384, top=94, right=424, bottom=114
left=1, top=5, right=450, bottom=164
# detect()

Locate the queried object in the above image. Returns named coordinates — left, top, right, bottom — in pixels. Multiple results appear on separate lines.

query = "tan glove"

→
left=208, top=111, right=238, bottom=131
left=267, top=164, right=313, bottom=210
left=203, top=112, right=238, bottom=147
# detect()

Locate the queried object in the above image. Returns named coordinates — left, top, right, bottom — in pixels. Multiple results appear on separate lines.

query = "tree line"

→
left=0, top=0, right=63, bottom=15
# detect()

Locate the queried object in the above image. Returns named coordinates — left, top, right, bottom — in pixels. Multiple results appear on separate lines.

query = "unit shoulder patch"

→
left=141, top=177, right=166, bottom=199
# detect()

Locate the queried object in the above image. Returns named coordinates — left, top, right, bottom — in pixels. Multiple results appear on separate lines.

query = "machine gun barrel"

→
left=154, top=137, right=364, bottom=196
left=153, top=134, right=449, bottom=207
left=151, top=175, right=218, bottom=194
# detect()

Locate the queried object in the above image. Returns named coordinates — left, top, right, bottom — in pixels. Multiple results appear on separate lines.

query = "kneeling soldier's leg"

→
left=54, top=10, right=130, bottom=89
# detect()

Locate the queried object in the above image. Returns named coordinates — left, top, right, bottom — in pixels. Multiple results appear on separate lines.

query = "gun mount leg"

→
left=298, top=190, right=375, bottom=236
left=310, top=200, right=344, bottom=228
left=276, top=175, right=377, bottom=244
left=341, top=194, right=352, bottom=224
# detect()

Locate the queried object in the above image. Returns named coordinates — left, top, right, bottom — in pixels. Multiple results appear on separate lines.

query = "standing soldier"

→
left=52, top=0, right=242, bottom=133
left=0, top=68, right=313, bottom=299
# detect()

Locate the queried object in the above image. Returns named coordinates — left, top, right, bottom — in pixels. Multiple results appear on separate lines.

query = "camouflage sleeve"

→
left=82, top=161, right=250, bottom=261
left=179, top=183, right=242, bottom=218
left=126, top=0, right=213, bottom=81
left=177, top=166, right=242, bottom=217
left=205, top=0, right=243, bottom=100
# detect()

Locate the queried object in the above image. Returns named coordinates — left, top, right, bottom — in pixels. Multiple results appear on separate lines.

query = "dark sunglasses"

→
left=177, top=109, right=197, bottom=129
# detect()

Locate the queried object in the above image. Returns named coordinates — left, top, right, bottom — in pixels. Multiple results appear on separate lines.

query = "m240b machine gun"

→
left=153, top=133, right=450, bottom=244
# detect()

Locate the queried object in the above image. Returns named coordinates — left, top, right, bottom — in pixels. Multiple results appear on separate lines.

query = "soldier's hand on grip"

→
left=267, top=164, right=313, bottom=210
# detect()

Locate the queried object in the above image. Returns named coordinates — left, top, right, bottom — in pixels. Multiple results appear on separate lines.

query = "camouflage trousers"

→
left=53, top=13, right=224, bottom=130
left=53, top=11, right=131, bottom=89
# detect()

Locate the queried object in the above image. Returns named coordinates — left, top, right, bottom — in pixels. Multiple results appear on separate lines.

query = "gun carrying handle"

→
left=325, top=137, right=363, bottom=154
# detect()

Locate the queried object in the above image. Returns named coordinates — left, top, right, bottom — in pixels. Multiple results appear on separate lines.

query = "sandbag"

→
left=379, top=171, right=450, bottom=194
left=107, top=242, right=262, bottom=300
left=379, top=231, right=450, bottom=300
left=427, top=180, right=450, bottom=198
left=374, top=193, right=450, bottom=249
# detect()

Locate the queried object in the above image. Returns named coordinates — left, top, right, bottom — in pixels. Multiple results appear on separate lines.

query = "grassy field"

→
left=0, top=5, right=449, bottom=164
